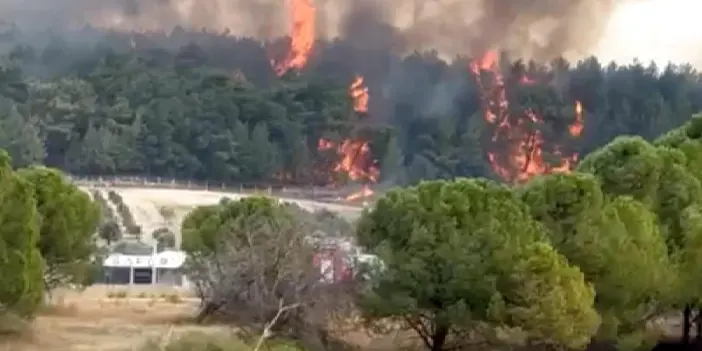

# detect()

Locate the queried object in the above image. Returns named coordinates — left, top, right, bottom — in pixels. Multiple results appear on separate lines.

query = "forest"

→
left=0, top=18, right=701, bottom=351
left=0, top=25, right=698, bottom=190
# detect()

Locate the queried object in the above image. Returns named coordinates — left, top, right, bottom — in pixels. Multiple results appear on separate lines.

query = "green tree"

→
left=653, top=115, right=702, bottom=341
left=356, top=178, right=599, bottom=350
left=152, top=227, right=176, bottom=251
left=576, top=125, right=702, bottom=343
left=576, top=136, right=664, bottom=207
left=0, top=151, right=43, bottom=316
left=518, top=173, right=675, bottom=349
left=19, top=166, right=101, bottom=290
left=98, top=221, right=122, bottom=245
left=0, top=106, right=45, bottom=167
left=67, top=123, right=118, bottom=174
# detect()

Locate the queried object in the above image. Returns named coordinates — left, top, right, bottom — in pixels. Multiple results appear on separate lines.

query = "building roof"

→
left=103, top=250, right=186, bottom=269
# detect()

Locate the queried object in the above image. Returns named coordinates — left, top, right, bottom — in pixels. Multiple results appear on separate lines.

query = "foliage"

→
left=139, top=332, right=303, bottom=351
left=354, top=119, right=702, bottom=348
left=107, top=190, right=140, bottom=236
left=91, top=190, right=115, bottom=222
left=356, top=178, right=599, bottom=350
left=312, top=209, right=353, bottom=237
left=98, top=220, right=122, bottom=245
left=518, top=174, right=674, bottom=348
left=152, top=227, right=176, bottom=251
left=18, top=166, right=101, bottom=291
left=0, top=151, right=43, bottom=316
left=0, top=31, right=697, bottom=186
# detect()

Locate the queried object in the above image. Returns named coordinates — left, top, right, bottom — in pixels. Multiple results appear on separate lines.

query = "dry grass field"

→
left=0, top=285, right=232, bottom=351
left=0, top=285, right=410, bottom=351
left=2, top=285, right=679, bottom=351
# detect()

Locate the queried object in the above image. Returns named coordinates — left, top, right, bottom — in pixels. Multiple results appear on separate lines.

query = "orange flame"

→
left=318, top=138, right=379, bottom=183
left=316, top=75, right=376, bottom=202
left=350, top=75, right=369, bottom=113
left=570, top=101, right=584, bottom=137
left=273, top=0, right=316, bottom=76
left=345, top=184, right=374, bottom=201
left=471, top=51, right=583, bottom=183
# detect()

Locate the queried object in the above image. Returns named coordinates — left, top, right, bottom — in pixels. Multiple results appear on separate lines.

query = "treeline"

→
left=179, top=115, right=702, bottom=351
left=0, top=29, right=698, bottom=185
left=0, top=153, right=100, bottom=318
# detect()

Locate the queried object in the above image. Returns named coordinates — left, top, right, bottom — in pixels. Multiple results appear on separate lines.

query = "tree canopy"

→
left=0, top=28, right=697, bottom=189
left=0, top=151, right=43, bottom=317
left=356, top=178, right=599, bottom=350
left=0, top=153, right=100, bottom=320
left=19, top=166, right=101, bottom=290
left=355, top=115, right=702, bottom=350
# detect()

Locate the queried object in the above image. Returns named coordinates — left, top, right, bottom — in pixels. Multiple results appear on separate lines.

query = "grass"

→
left=0, top=286, right=406, bottom=351
left=139, top=331, right=304, bottom=351
left=107, top=290, right=129, bottom=298
left=105, top=290, right=183, bottom=304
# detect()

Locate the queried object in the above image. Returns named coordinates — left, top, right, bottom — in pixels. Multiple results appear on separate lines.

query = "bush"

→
left=92, top=190, right=115, bottom=221
left=153, top=228, right=177, bottom=251
left=99, top=220, right=122, bottom=244
left=107, top=190, right=140, bottom=234
left=158, top=206, right=176, bottom=221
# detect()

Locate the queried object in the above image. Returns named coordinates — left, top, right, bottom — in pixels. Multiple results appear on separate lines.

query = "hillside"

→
left=80, top=185, right=365, bottom=249
left=0, top=26, right=698, bottom=191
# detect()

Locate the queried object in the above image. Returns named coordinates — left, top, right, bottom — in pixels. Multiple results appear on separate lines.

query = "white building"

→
left=102, top=249, right=187, bottom=285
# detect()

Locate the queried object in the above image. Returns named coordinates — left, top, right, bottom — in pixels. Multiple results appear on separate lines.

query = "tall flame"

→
left=350, top=75, right=369, bottom=113
left=273, top=0, right=316, bottom=76
left=317, top=74, right=376, bottom=201
left=317, top=138, right=379, bottom=182
left=470, top=51, right=583, bottom=183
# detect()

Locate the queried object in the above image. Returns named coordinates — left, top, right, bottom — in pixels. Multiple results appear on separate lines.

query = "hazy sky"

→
left=593, top=0, right=702, bottom=67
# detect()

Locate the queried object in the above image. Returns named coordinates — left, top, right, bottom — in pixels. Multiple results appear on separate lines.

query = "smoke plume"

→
left=0, top=0, right=640, bottom=60
left=336, top=0, right=632, bottom=61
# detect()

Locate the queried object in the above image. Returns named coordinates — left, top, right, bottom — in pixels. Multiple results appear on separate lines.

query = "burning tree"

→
left=180, top=196, right=356, bottom=350
left=271, top=0, right=378, bottom=201
left=471, top=51, right=583, bottom=183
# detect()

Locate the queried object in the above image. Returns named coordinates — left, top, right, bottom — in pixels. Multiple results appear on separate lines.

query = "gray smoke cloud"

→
left=336, top=0, right=634, bottom=61
left=0, top=0, right=287, bottom=38
left=0, top=0, right=641, bottom=60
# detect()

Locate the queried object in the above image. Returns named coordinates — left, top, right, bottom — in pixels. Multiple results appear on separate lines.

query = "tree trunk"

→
left=195, top=301, right=222, bottom=323
left=431, top=325, right=449, bottom=351
left=683, top=304, right=692, bottom=344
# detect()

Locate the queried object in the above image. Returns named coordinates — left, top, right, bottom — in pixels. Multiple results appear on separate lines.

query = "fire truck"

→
left=309, top=234, right=381, bottom=283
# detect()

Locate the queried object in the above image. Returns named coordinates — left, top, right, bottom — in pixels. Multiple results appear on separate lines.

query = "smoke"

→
left=335, top=0, right=634, bottom=61
left=0, top=0, right=638, bottom=61
left=0, top=0, right=288, bottom=38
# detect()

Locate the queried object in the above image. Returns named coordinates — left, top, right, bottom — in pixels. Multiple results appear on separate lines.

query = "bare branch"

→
left=253, top=298, right=302, bottom=351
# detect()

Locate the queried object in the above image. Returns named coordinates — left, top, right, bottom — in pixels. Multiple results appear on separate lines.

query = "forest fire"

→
left=317, top=139, right=379, bottom=182
left=272, top=0, right=316, bottom=76
left=272, top=0, right=376, bottom=201
left=316, top=75, right=376, bottom=201
left=470, top=51, right=583, bottom=183
left=350, top=75, right=369, bottom=113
